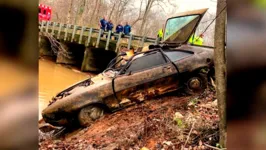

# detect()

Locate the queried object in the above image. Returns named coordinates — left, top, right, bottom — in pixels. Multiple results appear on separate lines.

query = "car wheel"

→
left=184, top=73, right=208, bottom=95
left=78, top=105, right=104, bottom=127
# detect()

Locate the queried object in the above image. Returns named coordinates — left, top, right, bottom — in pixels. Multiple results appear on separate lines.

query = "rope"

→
left=195, top=5, right=227, bottom=42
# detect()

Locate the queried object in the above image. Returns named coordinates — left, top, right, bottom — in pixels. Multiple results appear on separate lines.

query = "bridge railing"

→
left=39, top=21, right=160, bottom=52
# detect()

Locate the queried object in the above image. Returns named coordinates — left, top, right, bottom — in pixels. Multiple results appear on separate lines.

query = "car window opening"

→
left=110, top=49, right=165, bottom=102
left=158, top=48, right=180, bottom=75
left=164, top=50, right=193, bottom=62
left=110, top=48, right=183, bottom=103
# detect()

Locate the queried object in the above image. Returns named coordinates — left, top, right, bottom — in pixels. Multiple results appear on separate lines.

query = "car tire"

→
left=78, top=105, right=104, bottom=127
left=184, top=72, right=208, bottom=95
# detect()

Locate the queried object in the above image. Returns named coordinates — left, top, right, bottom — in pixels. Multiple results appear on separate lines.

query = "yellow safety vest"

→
left=188, top=35, right=204, bottom=45
left=254, top=0, right=266, bottom=9
left=158, top=29, right=163, bottom=38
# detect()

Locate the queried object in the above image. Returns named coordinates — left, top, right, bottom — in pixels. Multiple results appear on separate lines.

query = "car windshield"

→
left=164, top=15, right=200, bottom=43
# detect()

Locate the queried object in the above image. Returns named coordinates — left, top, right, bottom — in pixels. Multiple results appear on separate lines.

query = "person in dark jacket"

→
left=106, top=20, right=114, bottom=39
left=99, top=16, right=107, bottom=37
left=124, top=22, right=131, bottom=35
left=115, top=22, right=124, bottom=40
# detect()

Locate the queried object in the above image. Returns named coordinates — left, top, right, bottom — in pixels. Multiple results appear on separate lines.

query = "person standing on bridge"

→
left=123, top=22, right=131, bottom=36
left=115, top=22, right=124, bottom=40
left=106, top=20, right=114, bottom=39
left=99, top=16, right=108, bottom=37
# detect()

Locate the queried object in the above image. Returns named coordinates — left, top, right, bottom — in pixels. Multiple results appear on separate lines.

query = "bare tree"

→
left=114, top=0, right=131, bottom=24
left=66, top=0, right=74, bottom=24
left=75, top=0, right=87, bottom=25
left=88, top=0, right=101, bottom=27
left=108, top=0, right=117, bottom=20
left=40, top=0, right=178, bottom=36
left=130, top=0, right=144, bottom=27
left=214, top=0, right=227, bottom=148
left=136, top=0, right=167, bottom=36
left=138, top=0, right=154, bottom=35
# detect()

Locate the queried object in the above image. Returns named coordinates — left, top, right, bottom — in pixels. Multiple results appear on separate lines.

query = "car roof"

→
left=168, top=8, right=209, bottom=19
left=176, top=44, right=214, bottom=54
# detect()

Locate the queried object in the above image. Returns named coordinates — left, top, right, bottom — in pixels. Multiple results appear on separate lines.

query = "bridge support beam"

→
left=39, top=34, right=53, bottom=56
left=81, top=47, right=117, bottom=72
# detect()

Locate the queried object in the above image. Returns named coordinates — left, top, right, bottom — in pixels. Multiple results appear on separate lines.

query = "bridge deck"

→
left=39, top=21, right=160, bottom=52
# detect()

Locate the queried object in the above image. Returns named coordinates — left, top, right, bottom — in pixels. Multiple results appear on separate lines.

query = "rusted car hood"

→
left=49, top=73, right=111, bottom=102
left=90, top=73, right=112, bottom=84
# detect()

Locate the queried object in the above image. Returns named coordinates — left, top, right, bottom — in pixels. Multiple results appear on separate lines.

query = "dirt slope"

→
left=39, top=90, right=218, bottom=150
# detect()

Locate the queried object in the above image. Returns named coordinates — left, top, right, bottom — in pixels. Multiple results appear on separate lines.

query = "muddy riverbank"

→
left=39, top=89, right=218, bottom=150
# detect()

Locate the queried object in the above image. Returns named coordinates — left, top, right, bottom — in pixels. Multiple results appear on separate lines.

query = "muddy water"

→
left=39, top=58, right=92, bottom=119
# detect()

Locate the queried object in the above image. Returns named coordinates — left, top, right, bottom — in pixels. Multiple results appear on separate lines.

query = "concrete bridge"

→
left=39, top=20, right=159, bottom=72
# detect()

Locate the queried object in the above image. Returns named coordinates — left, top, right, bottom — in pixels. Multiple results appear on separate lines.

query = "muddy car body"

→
left=42, top=8, right=214, bottom=127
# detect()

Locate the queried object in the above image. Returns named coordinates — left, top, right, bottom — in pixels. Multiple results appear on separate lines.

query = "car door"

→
left=113, top=51, right=180, bottom=107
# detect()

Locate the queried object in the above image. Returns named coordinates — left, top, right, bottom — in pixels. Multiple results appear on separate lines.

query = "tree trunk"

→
left=214, top=0, right=227, bottom=148
left=55, top=12, right=60, bottom=22
left=95, top=0, right=102, bottom=25
left=89, top=0, right=99, bottom=27
left=108, top=1, right=116, bottom=20
left=76, top=0, right=86, bottom=25
left=131, top=0, right=144, bottom=27
left=139, top=0, right=153, bottom=35
left=114, top=0, right=122, bottom=23
left=66, top=0, right=74, bottom=24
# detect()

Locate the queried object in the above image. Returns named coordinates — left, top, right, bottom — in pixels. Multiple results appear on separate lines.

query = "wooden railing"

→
left=39, top=21, right=160, bottom=51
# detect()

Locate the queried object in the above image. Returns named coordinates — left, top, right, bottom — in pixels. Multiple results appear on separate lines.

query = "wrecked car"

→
left=42, top=8, right=214, bottom=127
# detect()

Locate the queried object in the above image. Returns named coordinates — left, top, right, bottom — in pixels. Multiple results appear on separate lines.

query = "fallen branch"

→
left=42, top=32, right=72, bottom=59
left=204, top=143, right=227, bottom=150
left=182, top=121, right=195, bottom=150
left=210, top=77, right=216, bottom=90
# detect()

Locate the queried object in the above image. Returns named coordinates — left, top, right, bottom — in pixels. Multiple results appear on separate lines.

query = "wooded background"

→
left=40, top=0, right=216, bottom=46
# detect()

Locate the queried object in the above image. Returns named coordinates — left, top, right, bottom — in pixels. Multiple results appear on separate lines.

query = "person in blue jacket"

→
left=106, top=20, right=114, bottom=39
left=115, top=22, right=124, bottom=40
left=99, top=16, right=107, bottom=37
left=124, top=22, right=131, bottom=35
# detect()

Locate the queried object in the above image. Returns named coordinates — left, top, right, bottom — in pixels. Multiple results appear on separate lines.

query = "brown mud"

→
left=39, top=89, right=218, bottom=150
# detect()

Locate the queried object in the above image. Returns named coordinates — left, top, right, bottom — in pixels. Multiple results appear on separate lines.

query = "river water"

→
left=39, top=58, right=91, bottom=119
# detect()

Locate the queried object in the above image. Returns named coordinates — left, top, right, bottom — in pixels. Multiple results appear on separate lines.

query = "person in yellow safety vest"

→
left=188, top=34, right=204, bottom=45
left=157, top=28, right=163, bottom=41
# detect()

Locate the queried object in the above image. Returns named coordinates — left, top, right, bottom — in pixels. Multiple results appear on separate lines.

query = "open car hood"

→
left=163, top=8, right=208, bottom=44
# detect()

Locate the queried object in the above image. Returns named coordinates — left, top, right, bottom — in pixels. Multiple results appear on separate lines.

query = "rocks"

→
left=174, top=112, right=184, bottom=119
